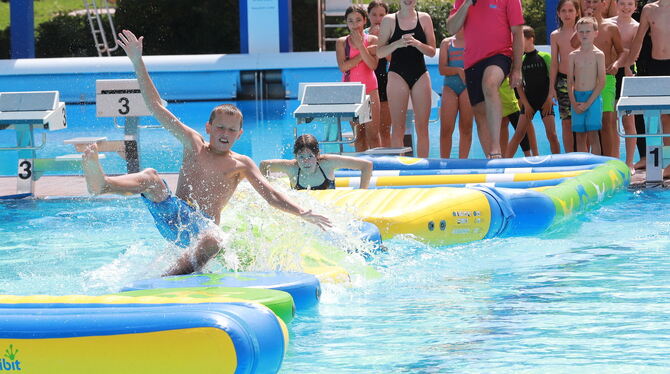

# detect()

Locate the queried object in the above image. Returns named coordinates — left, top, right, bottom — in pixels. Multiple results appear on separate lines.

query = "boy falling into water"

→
left=568, top=17, right=606, bottom=154
left=80, top=30, right=331, bottom=275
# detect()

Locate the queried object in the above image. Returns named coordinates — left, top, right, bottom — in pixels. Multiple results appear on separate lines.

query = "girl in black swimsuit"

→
left=375, top=0, right=436, bottom=158
left=259, top=134, right=374, bottom=190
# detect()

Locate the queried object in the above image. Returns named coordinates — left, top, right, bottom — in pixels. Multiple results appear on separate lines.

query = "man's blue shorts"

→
left=571, top=90, right=602, bottom=133
left=141, top=183, right=214, bottom=248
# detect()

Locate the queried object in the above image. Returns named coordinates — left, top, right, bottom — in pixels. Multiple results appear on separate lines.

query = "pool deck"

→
left=0, top=170, right=667, bottom=198
left=0, top=174, right=180, bottom=198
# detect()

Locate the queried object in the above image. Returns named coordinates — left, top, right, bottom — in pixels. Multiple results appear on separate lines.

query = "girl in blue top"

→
left=438, top=30, right=473, bottom=158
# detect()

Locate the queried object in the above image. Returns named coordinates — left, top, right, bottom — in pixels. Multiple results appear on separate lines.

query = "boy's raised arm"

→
left=117, top=30, right=198, bottom=148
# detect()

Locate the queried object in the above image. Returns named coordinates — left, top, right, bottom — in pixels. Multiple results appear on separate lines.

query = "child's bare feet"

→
left=634, top=158, right=646, bottom=170
left=81, top=144, right=108, bottom=195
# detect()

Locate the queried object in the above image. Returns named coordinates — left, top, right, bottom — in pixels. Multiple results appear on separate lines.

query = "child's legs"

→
left=387, top=72, right=410, bottom=148
left=622, top=114, right=636, bottom=167
left=527, top=121, right=538, bottom=156
left=409, top=72, right=432, bottom=158
left=663, top=114, right=670, bottom=147
left=601, top=111, right=618, bottom=157
left=562, top=118, right=574, bottom=153
left=575, top=132, right=588, bottom=153
left=505, top=112, right=531, bottom=158
left=365, top=90, right=382, bottom=149
left=349, top=120, right=367, bottom=152
left=164, top=230, right=223, bottom=276
left=587, top=130, right=601, bottom=155
left=379, top=101, right=392, bottom=147
left=500, top=117, right=510, bottom=155
left=541, top=114, right=560, bottom=154
left=440, top=86, right=459, bottom=158
left=81, top=144, right=168, bottom=201
left=458, top=90, right=474, bottom=159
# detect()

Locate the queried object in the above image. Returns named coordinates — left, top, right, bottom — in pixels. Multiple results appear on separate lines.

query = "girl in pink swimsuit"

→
left=336, top=5, right=382, bottom=151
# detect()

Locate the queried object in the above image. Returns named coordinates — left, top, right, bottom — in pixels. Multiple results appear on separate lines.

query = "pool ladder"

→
left=83, top=0, right=119, bottom=57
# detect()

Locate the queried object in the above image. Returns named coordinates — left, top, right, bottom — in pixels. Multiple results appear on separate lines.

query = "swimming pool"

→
left=1, top=187, right=668, bottom=372
left=0, top=98, right=635, bottom=177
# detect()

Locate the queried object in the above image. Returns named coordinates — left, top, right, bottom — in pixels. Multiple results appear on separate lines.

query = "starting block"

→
left=294, top=82, right=371, bottom=153
left=0, top=91, right=68, bottom=196
left=617, top=76, right=670, bottom=187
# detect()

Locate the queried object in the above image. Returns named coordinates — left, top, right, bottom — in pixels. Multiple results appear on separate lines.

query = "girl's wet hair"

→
left=345, top=4, right=368, bottom=21
left=293, top=134, right=321, bottom=156
left=367, top=0, right=389, bottom=14
left=557, top=0, right=582, bottom=28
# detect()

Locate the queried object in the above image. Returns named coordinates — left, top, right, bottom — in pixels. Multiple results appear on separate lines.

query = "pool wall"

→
left=0, top=47, right=550, bottom=103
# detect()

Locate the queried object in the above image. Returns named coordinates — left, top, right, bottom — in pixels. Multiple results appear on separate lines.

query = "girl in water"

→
left=438, top=30, right=473, bottom=158
left=376, top=0, right=436, bottom=157
left=365, top=0, right=392, bottom=147
left=260, top=134, right=373, bottom=190
left=336, top=4, right=382, bottom=152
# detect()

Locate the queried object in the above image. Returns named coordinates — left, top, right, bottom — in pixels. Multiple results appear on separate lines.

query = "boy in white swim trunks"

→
left=568, top=17, right=606, bottom=154
left=79, top=30, right=332, bottom=275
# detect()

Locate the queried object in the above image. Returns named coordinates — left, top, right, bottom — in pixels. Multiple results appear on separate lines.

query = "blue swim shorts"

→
left=571, top=90, right=602, bottom=133
left=141, top=182, right=214, bottom=248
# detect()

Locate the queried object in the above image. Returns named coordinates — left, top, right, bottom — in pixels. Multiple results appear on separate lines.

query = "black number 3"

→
left=18, top=160, right=32, bottom=180
left=118, top=97, right=130, bottom=115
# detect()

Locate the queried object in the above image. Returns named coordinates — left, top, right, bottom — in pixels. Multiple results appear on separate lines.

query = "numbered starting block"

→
left=294, top=83, right=372, bottom=154
left=82, top=79, right=168, bottom=174
left=617, top=76, right=670, bottom=187
left=0, top=91, right=68, bottom=196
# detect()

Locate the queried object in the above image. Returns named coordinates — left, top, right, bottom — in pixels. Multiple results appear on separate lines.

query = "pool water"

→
left=1, top=189, right=668, bottom=372
left=0, top=99, right=630, bottom=177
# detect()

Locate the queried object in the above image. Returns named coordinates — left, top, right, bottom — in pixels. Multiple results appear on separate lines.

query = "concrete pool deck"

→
left=0, top=173, right=180, bottom=198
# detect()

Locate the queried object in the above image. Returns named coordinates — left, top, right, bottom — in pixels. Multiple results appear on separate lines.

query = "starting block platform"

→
left=617, top=76, right=670, bottom=187
left=293, top=82, right=413, bottom=155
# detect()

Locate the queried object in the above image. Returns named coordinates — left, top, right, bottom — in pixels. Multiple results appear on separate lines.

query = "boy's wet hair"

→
left=345, top=4, right=368, bottom=21
left=557, top=0, right=582, bottom=28
left=209, top=104, right=243, bottom=129
left=367, top=0, right=389, bottom=14
left=522, top=25, right=535, bottom=39
left=293, top=134, right=320, bottom=156
left=576, top=16, right=598, bottom=31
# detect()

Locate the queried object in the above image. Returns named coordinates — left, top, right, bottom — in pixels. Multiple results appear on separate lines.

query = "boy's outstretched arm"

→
left=242, top=157, right=332, bottom=230
left=117, top=30, right=199, bottom=148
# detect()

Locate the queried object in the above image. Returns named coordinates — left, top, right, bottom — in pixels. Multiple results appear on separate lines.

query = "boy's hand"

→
left=117, top=30, right=144, bottom=62
left=300, top=210, right=332, bottom=231
left=574, top=102, right=586, bottom=114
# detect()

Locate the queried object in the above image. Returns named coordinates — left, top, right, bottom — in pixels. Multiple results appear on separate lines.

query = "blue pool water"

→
left=0, top=99, right=616, bottom=177
left=1, top=189, right=668, bottom=372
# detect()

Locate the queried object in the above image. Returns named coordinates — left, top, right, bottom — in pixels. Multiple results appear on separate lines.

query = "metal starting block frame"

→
left=617, top=76, right=670, bottom=187
left=0, top=91, right=68, bottom=196
left=293, top=82, right=372, bottom=153
left=90, top=79, right=166, bottom=174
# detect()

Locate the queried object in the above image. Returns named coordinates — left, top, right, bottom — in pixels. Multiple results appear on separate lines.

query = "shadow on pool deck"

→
left=0, top=173, right=179, bottom=198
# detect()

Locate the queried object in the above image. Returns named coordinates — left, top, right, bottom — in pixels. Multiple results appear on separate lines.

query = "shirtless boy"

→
left=627, top=0, right=670, bottom=176
left=568, top=17, right=606, bottom=155
left=609, top=0, right=639, bottom=169
left=579, top=0, right=625, bottom=158
left=80, top=30, right=331, bottom=275
left=550, top=0, right=581, bottom=153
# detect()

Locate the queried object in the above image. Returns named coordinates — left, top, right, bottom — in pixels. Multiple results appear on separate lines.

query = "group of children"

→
left=337, top=0, right=669, bottom=173
left=81, top=0, right=670, bottom=276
